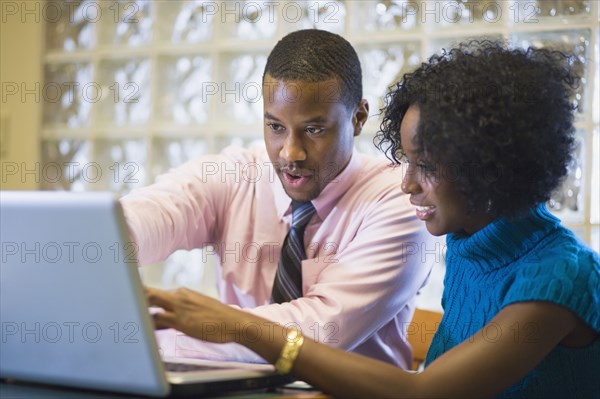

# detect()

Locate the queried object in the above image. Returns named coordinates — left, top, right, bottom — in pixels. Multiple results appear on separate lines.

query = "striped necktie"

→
left=271, top=200, right=316, bottom=303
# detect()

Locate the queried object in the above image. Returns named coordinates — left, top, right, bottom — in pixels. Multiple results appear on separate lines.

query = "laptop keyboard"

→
left=164, top=361, right=229, bottom=372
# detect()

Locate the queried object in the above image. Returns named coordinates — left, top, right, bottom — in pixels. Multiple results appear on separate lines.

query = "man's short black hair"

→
left=263, top=29, right=362, bottom=110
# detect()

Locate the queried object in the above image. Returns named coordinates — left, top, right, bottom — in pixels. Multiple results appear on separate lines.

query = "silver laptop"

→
left=0, top=190, right=290, bottom=397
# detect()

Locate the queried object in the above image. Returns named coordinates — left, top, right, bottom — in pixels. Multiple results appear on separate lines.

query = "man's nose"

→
left=280, top=132, right=307, bottom=163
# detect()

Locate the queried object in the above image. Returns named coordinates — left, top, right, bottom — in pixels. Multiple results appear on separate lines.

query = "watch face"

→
left=287, top=327, right=301, bottom=342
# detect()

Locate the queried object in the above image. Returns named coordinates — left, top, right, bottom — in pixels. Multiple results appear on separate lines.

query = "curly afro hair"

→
left=376, top=40, right=580, bottom=219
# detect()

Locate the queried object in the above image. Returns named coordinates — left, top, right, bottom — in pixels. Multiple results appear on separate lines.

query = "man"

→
left=121, top=29, right=431, bottom=368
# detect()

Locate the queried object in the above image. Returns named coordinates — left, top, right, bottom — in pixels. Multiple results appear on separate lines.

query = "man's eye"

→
left=266, top=122, right=284, bottom=132
left=306, top=126, right=324, bottom=135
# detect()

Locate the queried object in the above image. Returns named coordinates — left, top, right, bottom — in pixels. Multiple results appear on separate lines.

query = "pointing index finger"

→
left=145, top=286, right=175, bottom=311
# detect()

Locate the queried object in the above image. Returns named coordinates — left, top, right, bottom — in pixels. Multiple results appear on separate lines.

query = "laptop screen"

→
left=1, top=191, right=169, bottom=396
left=1, top=191, right=290, bottom=397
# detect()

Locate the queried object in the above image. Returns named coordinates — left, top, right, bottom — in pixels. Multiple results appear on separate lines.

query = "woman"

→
left=146, top=41, right=600, bottom=398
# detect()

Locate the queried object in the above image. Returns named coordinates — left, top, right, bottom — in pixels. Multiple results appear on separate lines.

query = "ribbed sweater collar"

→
left=446, top=204, right=561, bottom=272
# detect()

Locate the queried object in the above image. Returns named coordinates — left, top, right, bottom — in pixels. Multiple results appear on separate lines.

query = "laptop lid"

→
left=0, top=191, right=286, bottom=397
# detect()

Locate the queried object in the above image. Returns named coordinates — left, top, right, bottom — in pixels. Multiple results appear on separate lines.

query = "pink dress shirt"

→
left=120, top=145, right=432, bottom=368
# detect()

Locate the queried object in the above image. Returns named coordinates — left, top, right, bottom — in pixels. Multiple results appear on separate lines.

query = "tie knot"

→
left=291, top=200, right=316, bottom=230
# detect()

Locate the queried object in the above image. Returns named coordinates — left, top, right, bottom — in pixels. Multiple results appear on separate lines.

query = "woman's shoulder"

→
left=523, top=223, right=599, bottom=269
left=503, top=227, right=600, bottom=331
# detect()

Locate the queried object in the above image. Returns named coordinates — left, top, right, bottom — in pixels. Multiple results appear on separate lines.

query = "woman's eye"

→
left=417, top=163, right=436, bottom=173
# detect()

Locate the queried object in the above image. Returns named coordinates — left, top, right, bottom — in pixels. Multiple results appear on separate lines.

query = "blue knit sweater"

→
left=425, top=204, right=600, bottom=398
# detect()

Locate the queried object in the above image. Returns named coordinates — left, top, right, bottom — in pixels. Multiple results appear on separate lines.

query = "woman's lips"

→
left=415, top=205, right=436, bottom=220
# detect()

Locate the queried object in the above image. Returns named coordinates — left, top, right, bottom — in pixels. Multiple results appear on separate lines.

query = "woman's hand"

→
left=145, top=286, right=254, bottom=344
left=145, top=286, right=304, bottom=370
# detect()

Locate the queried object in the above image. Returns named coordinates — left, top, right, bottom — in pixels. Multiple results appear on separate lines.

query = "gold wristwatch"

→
left=275, top=326, right=305, bottom=374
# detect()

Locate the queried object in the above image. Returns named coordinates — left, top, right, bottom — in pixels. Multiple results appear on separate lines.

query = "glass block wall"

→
left=42, top=1, right=600, bottom=296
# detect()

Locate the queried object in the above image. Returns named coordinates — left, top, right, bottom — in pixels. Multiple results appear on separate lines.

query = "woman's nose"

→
left=401, top=163, right=421, bottom=194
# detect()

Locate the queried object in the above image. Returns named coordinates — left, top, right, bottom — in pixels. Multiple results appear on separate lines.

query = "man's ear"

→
left=352, top=99, right=369, bottom=137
